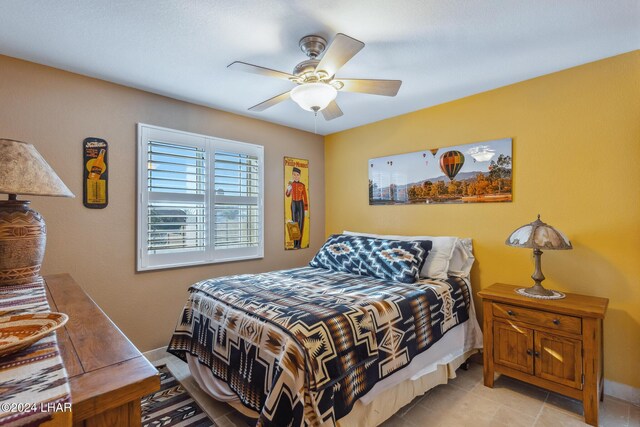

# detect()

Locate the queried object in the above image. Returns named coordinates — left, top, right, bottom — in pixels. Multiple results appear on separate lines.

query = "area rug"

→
left=142, top=365, right=217, bottom=427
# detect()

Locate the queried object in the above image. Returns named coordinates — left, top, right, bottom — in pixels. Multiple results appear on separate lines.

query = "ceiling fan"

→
left=228, top=33, right=402, bottom=121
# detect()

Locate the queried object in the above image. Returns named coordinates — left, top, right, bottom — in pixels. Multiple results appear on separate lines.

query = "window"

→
left=137, top=124, right=264, bottom=271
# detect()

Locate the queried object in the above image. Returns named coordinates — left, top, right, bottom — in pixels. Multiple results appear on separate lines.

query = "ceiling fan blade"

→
left=322, top=100, right=343, bottom=121
left=316, top=33, right=365, bottom=77
left=228, top=61, right=296, bottom=81
left=248, top=91, right=291, bottom=112
left=338, top=79, right=402, bottom=96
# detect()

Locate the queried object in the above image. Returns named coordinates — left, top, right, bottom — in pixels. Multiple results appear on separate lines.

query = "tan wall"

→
left=325, top=51, right=640, bottom=388
left=0, top=55, right=325, bottom=352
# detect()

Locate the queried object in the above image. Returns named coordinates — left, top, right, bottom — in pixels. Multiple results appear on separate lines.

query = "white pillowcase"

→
left=343, top=231, right=458, bottom=280
left=448, top=238, right=475, bottom=278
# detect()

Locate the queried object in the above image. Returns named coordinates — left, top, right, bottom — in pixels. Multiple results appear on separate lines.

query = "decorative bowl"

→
left=0, top=312, right=68, bottom=358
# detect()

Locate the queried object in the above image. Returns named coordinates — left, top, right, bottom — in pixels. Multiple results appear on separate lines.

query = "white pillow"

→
left=343, top=231, right=457, bottom=280
left=448, top=238, right=475, bottom=278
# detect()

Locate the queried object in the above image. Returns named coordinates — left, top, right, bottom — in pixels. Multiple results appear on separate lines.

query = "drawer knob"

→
left=552, top=319, right=560, bottom=325
left=507, top=310, right=515, bottom=316
left=534, top=351, right=540, bottom=357
left=526, top=349, right=532, bottom=356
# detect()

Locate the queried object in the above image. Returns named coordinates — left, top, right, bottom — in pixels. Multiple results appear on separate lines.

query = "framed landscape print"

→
left=369, top=138, right=512, bottom=205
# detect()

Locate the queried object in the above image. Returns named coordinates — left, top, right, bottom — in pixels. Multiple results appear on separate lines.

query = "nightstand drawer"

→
left=493, top=302, right=582, bottom=334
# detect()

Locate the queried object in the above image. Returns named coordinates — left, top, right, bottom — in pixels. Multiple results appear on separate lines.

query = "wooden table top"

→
left=44, top=274, right=159, bottom=422
left=478, top=283, right=609, bottom=318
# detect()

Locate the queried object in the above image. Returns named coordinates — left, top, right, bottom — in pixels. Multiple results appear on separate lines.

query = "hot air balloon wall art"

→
left=369, top=138, right=512, bottom=205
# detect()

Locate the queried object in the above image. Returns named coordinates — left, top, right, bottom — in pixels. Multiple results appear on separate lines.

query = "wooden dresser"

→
left=479, top=284, right=608, bottom=426
left=44, top=274, right=160, bottom=427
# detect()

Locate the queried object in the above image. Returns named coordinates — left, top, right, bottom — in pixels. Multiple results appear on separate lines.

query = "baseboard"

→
left=143, top=346, right=169, bottom=363
left=604, top=379, right=640, bottom=406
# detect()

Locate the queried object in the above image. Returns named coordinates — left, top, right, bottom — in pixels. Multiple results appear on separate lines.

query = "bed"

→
left=168, top=234, right=483, bottom=427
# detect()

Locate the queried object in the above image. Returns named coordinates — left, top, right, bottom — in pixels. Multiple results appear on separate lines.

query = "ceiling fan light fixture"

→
left=290, top=83, right=337, bottom=112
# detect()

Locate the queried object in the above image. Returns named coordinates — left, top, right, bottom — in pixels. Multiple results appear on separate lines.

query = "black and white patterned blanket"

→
left=168, top=267, right=471, bottom=426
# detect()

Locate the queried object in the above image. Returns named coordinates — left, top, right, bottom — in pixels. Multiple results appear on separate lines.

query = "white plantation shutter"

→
left=214, top=151, right=260, bottom=251
left=137, top=124, right=264, bottom=271
left=212, top=141, right=263, bottom=262
left=147, top=141, right=207, bottom=255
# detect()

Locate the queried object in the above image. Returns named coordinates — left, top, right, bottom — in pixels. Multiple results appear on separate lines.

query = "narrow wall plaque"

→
left=83, top=137, right=108, bottom=209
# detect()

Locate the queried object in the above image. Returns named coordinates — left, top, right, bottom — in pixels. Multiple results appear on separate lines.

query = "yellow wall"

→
left=325, top=51, right=640, bottom=388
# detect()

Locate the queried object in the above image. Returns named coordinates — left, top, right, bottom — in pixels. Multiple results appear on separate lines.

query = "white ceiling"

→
left=0, top=1, right=638, bottom=135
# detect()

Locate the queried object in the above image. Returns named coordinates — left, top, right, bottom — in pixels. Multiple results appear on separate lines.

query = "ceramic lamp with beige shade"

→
left=0, top=139, right=74, bottom=285
left=505, top=214, right=573, bottom=299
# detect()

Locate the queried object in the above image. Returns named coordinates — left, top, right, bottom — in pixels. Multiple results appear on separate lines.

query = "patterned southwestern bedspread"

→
left=168, top=267, right=471, bottom=427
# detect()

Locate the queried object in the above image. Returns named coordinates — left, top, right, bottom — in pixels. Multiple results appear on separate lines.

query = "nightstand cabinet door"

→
left=493, top=320, right=534, bottom=374
left=535, top=331, right=582, bottom=389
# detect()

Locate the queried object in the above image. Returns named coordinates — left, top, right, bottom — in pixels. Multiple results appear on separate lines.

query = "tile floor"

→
left=147, top=350, right=639, bottom=427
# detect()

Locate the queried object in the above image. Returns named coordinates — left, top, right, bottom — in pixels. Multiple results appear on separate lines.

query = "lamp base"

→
left=516, top=286, right=566, bottom=300
left=516, top=248, right=566, bottom=299
left=523, top=282, right=554, bottom=297
left=515, top=288, right=566, bottom=299
left=0, top=199, right=46, bottom=286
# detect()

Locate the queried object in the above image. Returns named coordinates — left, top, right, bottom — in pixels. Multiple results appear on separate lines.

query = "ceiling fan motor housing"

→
left=299, top=35, right=326, bottom=59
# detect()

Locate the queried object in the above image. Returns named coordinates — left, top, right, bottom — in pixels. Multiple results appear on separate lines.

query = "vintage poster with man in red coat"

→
left=284, top=157, right=309, bottom=250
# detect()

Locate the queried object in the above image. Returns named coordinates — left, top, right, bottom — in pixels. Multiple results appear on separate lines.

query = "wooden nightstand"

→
left=478, top=284, right=608, bottom=426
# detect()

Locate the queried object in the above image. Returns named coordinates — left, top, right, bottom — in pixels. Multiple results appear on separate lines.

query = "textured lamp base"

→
left=0, top=199, right=46, bottom=286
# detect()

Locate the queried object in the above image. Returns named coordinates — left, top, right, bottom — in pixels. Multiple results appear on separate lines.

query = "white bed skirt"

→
left=186, top=300, right=483, bottom=426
